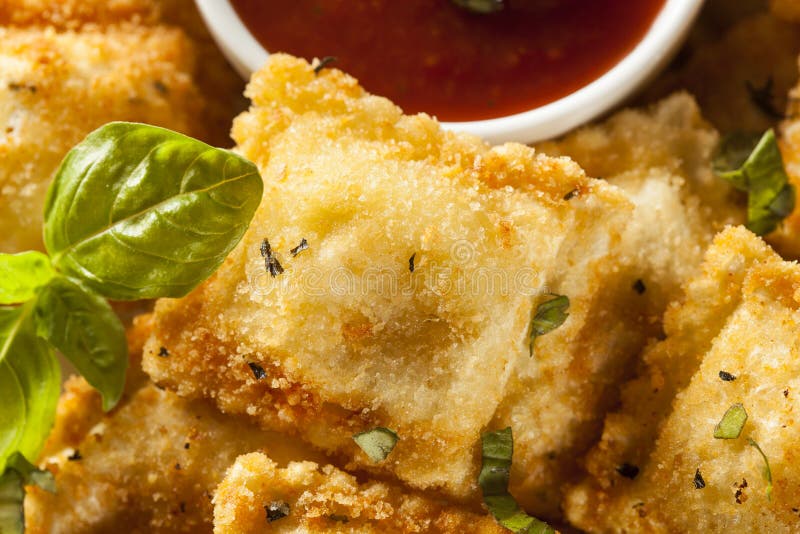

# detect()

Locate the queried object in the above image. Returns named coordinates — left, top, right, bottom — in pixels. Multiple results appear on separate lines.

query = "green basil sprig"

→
left=44, top=122, right=262, bottom=300
left=479, top=428, right=554, bottom=534
left=714, top=129, right=795, bottom=236
left=0, top=122, right=262, bottom=533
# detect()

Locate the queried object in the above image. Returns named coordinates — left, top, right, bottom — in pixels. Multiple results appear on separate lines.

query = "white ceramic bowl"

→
left=195, top=0, right=704, bottom=144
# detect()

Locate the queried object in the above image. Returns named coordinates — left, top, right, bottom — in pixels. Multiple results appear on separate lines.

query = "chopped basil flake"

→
left=632, top=279, right=646, bottom=294
left=313, top=56, right=337, bottom=74
left=693, top=469, right=706, bottom=489
left=353, top=427, right=398, bottom=463
left=714, top=130, right=795, bottom=236
left=450, top=0, right=505, bottom=14
left=479, top=428, right=554, bottom=534
left=265, top=500, right=290, bottom=522
left=290, top=238, right=309, bottom=257
left=529, top=295, right=569, bottom=356
left=248, top=362, right=267, bottom=380
left=616, top=463, right=639, bottom=480
left=713, top=403, right=747, bottom=439
left=746, top=77, right=784, bottom=120
left=563, top=188, right=579, bottom=201
left=409, top=253, right=416, bottom=273
left=748, top=438, right=773, bottom=501
left=260, top=239, right=284, bottom=277
left=718, top=371, right=736, bottom=382
left=67, top=450, right=82, bottom=461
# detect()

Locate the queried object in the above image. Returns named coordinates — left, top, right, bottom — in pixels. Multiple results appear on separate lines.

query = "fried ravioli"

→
left=25, top=380, right=325, bottom=534
left=564, top=226, right=800, bottom=532
left=143, top=54, right=638, bottom=516
left=213, top=452, right=505, bottom=533
left=0, top=25, right=203, bottom=252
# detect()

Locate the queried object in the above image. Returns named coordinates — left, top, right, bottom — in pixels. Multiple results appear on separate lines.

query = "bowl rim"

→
left=194, top=0, right=705, bottom=144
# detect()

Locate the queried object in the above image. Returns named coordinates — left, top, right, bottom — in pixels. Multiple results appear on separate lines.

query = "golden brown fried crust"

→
left=38, top=314, right=154, bottom=459
left=143, top=53, right=638, bottom=517
left=513, top=94, right=741, bottom=515
left=0, top=25, right=203, bottom=252
left=0, top=0, right=245, bottom=147
left=564, top=226, right=800, bottom=532
left=25, top=382, right=327, bottom=534
left=213, top=453, right=506, bottom=534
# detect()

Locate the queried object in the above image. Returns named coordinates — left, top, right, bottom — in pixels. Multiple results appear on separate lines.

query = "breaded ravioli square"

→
left=25, top=381, right=326, bottom=534
left=144, top=54, right=633, bottom=509
left=564, top=226, right=800, bottom=532
left=0, top=26, right=203, bottom=252
left=213, top=453, right=506, bottom=533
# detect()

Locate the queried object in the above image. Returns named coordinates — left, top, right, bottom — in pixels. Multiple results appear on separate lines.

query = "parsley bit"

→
left=746, top=77, right=784, bottom=120
left=266, top=501, right=290, bottom=522
left=529, top=295, right=569, bottom=356
left=714, top=403, right=748, bottom=439
left=290, top=238, right=309, bottom=257
left=67, top=449, right=82, bottom=461
left=718, top=370, right=736, bottom=382
left=694, top=469, right=706, bottom=489
left=409, top=252, right=417, bottom=273
left=248, top=362, right=267, bottom=380
left=313, top=56, right=337, bottom=75
left=616, top=463, right=639, bottom=480
left=563, top=188, right=579, bottom=201
left=632, top=279, right=646, bottom=294
left=260, top=238, right=284, bottom=277
left=353, top=427, right=399, bottom=463
left=158, top=346, right=169, bottom=357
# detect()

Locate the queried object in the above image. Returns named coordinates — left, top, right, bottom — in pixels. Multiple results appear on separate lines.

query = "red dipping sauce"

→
left=230, top=0, right=666, bottom=122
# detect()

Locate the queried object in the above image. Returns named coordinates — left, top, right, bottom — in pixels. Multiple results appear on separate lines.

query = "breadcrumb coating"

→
left=0, top=25, right=203, bottom=252
left=25, top=381, right=326, bottom=534
left=144, top=54, right=635, bottom=516
left=213, top=453, right=506, bottom=533
left=564, top=226, right=800, bottom=532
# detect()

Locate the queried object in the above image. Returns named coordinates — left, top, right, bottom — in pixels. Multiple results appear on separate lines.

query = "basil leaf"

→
left=352, top=428, right=398, bottom=463
left=0, top=452, right=55, bottom=534
left=450, top=0, right=505, bottom=14
left=0, top=361, right=25, bottom=474
left=0, top=253, right=54, bottom=305
left=34, top=277, right=127, bottom=411
left=479, top=428, right=554, bottom=534
left=713, top=403, right=747, bottom=439
left=44, top=122, right=263, bottom=300
left=714, top=130, right=795, bottom=236
left=529, top=295, right=569, bottom=356
left=748, top=438, right=773, bottom=500
left=0, top=304, right=60, bottom=471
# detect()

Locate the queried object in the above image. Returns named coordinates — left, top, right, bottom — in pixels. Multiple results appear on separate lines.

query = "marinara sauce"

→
left=230, top=0, right=666, bottom=122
